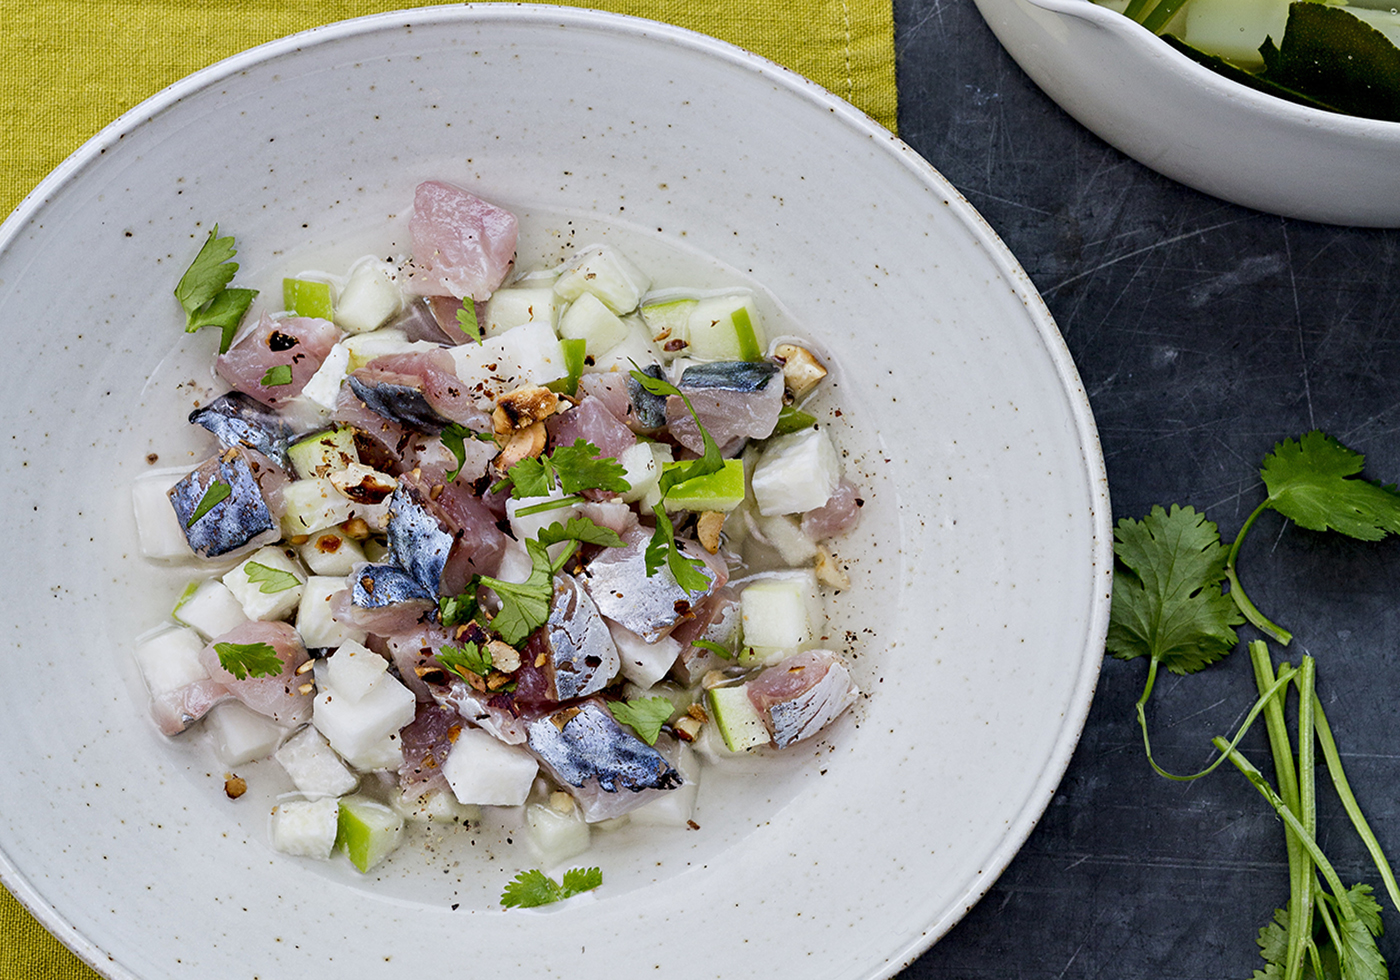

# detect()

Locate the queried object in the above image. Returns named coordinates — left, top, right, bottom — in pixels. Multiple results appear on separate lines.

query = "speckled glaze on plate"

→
left=0, top=6, right=1110, bottom=979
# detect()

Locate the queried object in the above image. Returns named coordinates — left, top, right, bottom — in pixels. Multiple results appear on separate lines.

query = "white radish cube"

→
left=206, top=700, right=288, bottom=765
left=300, top=342, right=351, bottom=411
left=280, top=478, right=355, bottom=536
left=617, top=442, right=660, bottom=504
left=323, top=640, right=389, bottom=703
left=346, top=730, right=405, bottom=772
left=493, top=540, right=536, bottom=586
left=630, top=742, right=700, bottom=827
left=172, top=579, right=249, bottom=639
left=751, top=427, right=841, bottom=516
left=607, top=620, right=681, bottom=689
left=313, top=672, right=415, bottom=765
left=297, top=577, right=365, bottom=650
left=297, top=528, right=366, bottom=577
left=393, top=785, right=481, bottom=824
left=270, top=797, right=341, bottom=859
left=524, top=801, right=591, bottom=866
left=450, top=320, right=562, bottom=403
left=553, top=245, right=651, bottom=314
left=483, top=283, right=559, bottom=338
left=133, top=626, right=209, bottom=695
left=585, top=319, right=664, bottom=377
left=441, top=727, right=538, bottom=806
left=558, top=292, right=629, bottom=356
left=335, top=259, right=403, bottom=334
left=274, top=725, right=359, bottom=799
left=755, top=513, right=819, bottom=565
left=223, top=546, right=305, bottom=622
left=132, top=468, right=195, bottom=560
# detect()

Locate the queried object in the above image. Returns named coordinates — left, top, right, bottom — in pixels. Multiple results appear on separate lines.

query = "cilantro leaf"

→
left=189, top=479, right=231, bottom=524
left=478, top=538, right=554, bottom=646
left=549, top=440, right=630, bottom=495
left=457, top=300, right=480, bottom=342
left=438, top=642, right=492, bottom=681
left=440, top=422, right=489, bottom=482
left=609, top=696, right=673, bottom=745
left=175, top=226, right=257, bottom=353
left=647, top=503, right=711, bottom=593
left=260, top=364, right=293, bottom=387
left=213, top=641, right=283, bottom=680
left=500, top=866, right=602, bottom=908
left=628, top=370, right=724, bottom=498
left=1107, top=504, right=1242, bottom=675
left=438, top=591, right=480, bottom=630
left=1259, top=431, right=1400, bottom=541
left=243, top=562, right=300, bottom=594
left=537, top=515, right=625, bottom=551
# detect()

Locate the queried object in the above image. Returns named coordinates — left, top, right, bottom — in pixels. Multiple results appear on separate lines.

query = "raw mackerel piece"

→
left=404, top=180, right=518, bottom=301
left=216, top=314, right=339, bottom=408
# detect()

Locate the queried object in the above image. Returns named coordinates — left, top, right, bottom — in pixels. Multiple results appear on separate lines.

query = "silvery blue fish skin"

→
left=626, top=363, right=669, bottom=429
left=386, top=482, right=454, bottom=595
left=351, top=562, right=435, bottom=608
left=347, top=375, right=451, bottom=435
left=677, top=360, right=781, bottom=393
left=542, top=574, right=620, bottom=701
left=526, top=699, right=682, bottom=821
left=188, top=391, right=299, bottom=469
left=583, top=531, right=717, bottom=641
left=167, top=449, right=279, bottom=558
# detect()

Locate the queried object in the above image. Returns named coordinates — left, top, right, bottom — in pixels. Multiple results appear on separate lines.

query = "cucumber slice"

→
left=284, top=277, right=335, bottom=320
left=706, top=685, right=770, bottom=752
left=335, top=795, right=404, bottom=873
left=663, top=458, right=746, bottom=512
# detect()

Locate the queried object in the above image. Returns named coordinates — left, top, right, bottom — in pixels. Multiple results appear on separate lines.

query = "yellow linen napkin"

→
left=1, top=2, right=893, bottom=978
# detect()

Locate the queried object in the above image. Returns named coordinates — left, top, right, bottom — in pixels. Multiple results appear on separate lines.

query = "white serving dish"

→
left=0, top=5, right=1110, bottom=979
left=973, top=0, right=1400, bottom=226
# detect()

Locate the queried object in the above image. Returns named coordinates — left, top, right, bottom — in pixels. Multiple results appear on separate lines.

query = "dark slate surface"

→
left=893, top=1, right=1400, bottom=977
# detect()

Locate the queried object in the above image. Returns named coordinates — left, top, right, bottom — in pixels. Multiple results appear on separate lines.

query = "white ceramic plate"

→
left=973, top=0, right=1400, bottom=226
left=0, top=6, right=1109, bottom=979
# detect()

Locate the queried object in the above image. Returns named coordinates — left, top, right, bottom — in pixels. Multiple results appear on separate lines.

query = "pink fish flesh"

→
left=197, top=621, right=311, bottom=726
left=404, top=180, right=518, bottom=301
left=217, top=314, right=339, bottom=408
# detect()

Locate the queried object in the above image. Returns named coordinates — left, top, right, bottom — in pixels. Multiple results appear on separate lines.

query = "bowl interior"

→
left=0, top=7, right=1109, bottom=979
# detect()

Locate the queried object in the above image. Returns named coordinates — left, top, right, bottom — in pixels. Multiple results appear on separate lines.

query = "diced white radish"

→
left=300, top=342, right=351, bottom=411
left=312, top=672, right=415, bottom=766
left=483, top=282, right=559, bottom=338
left=755, top=513, right=819, bottom=565
left=607, top=620, right=681, bottom=689
left=493, top=539, right=535, bottom=586
left=206, top=700, right=288, bottom=765
left=270, top=797, right=341, bottom=860
left=274, top=725, right=359, bottom=799
left=133, top=626, right=210, bottom=696
left=297, top=528, right=367, bottom=576
left=617, top=442, right=660, bottom=504
left=322, top=640, right=389, bottom=703
left=347, top=731, right=405, bottom=772
left=392, top=784, right=481, bottom=824
left=223, top=546, right=306, bottom=622
left=630, top=741, right=700, bottom=827
left=280, top=478, right=355, bottom=536
left=296, top=577, right=366, bottom=650
left=172, top=579, right=249, bottom=639
left=132, top=468, right=195, bottom=560
left=553, top=245, right=651, bottom=314
left=441, top=728, right=538, bottom=806
left=335, top=259, right=403, bottom=334
left=524, top=799, right=591, bottom=865
left=449, top=320, right=562, bottom=402
left=750, top=427, right=841, bottom=516
left=558, top=292, right=629, bottom=356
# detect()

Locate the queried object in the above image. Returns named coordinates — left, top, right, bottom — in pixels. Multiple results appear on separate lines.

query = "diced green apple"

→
left=280, top=478, right=356, bottom=536
left=483, top=283, right=559, bottom=337
left=686, top=294, right=766, bottom=362
left=663, top=458, right=746, bottom=512
left=706, top=684, right=771, bottom=752
left=283, top=277, right=335, bottom=320
left=554, top=245, right=652, bottom=314
left=558, top=292, right=629, bottom=356
left=297, top=576, right=366, bottom=649
left=335, top=795, right=404, bottom=873
left=171, top=579, right=249, bottom=639
left=334, top=259, right=402, bottom=334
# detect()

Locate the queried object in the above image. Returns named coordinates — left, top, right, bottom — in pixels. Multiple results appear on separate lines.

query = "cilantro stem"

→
left=1131, top=649, right=1293, bottom=778
left=1141, top=0, right=1187, bottom=33
left=1226, top=500, right=1294, bottom=646
left=1312, top=692, right=1400, bottom=914
left=1214, top=738, right=1358, bottom=923
left=515, top=495, right=583, bottom=518
left=1291, top=656, right=1317, bottom=980
left=549, top=541, right=580, bottom=575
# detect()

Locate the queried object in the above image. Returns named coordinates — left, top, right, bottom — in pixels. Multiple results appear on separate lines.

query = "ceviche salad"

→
left=129, top=180, right=864, bottom=902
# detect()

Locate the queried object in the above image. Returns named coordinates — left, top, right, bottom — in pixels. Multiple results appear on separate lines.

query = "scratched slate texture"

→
left=893, top=1, right=1400, bottom=978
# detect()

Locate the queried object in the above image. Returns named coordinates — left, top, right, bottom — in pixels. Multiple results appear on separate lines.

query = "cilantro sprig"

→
left=174, top=225, right=257, bottom=353
left=456, top=300, right=480, bottom=342
left=1111, top=432, right=1400, bottom=980
left=243, top=562, right=300, bottom=594
left=609, top=696, right=673, bottom=746
left=189, top=479, right=231, bottom=524
left=213, top=641, right=283, bottom=680
left=493, top=439, right=630, bottom=502
left=438, top=641, right=492, bottom=681
left=500, top=866, right=601, bottom=908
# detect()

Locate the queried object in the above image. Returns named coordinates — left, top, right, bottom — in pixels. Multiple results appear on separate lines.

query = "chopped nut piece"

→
left=814, top=547, right=850, bottom=590
left=673, top=715, right=704, bottom=742
left=224, top=774, right=247, bottom=799
left=295, top=660, right=316, bottom=675
left=686, top=703, right=710, bottom=723
left=773, top=343, right=828, bottom=400
left=297, top=682, right=315, bottom=695
left=696, top=510, right=726, bottom=554
left=493, top=385, right=560, bottom=435
left=340, top=517, right=371, bottom=539
left=549, top=791, right=576, bottom=815
left=701, top=669, right=729, bottom=690
left=487, top=639, right=522, bottom=674
left=485, top=670, right=514, bottom=691
left=494, top=420, right=548, bottom=471
left=330, top=463, right=395, bottom=504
